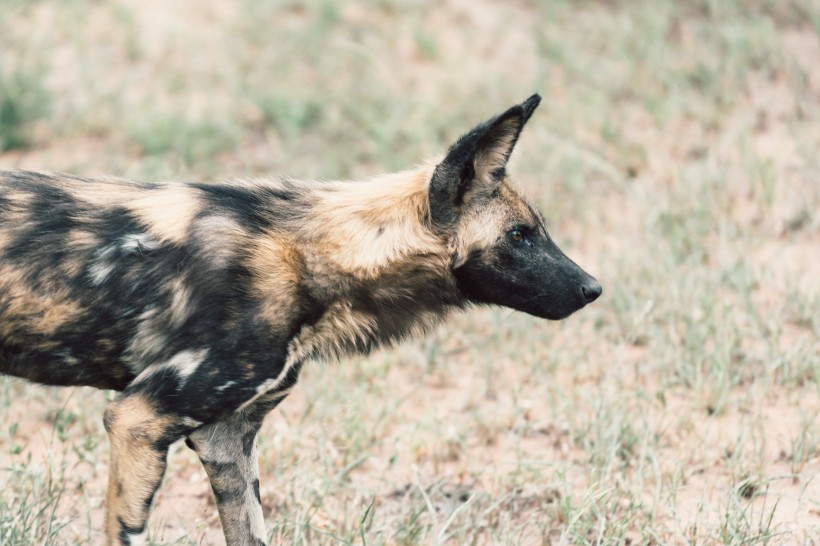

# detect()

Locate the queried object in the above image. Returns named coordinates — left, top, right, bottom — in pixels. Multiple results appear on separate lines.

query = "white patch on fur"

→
left=89, top=262, right=115, bottom=285
left=63, top=354, right=79, bottom=365
left=120, top=233, right=160, bottom=254
left=126, top=307, right=166, bottom=367
left=167, top=348, right=208, bottom=382
left=89, top=244, right=119, bottom=285
left=216, top=380, right=236, bottom=392
left=182, top=416, right=203, bottom=429
left=130, top=347, right=208, bottom=388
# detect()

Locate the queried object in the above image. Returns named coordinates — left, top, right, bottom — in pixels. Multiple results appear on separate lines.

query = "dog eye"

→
left=510, top=229, right=524, bottom=243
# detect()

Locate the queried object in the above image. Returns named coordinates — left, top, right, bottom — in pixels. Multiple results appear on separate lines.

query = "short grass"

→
left=0, top=0, right=818, bottom=544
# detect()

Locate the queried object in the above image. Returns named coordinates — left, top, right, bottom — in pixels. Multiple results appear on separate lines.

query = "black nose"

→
left=581, top=279, right=602, bottom=303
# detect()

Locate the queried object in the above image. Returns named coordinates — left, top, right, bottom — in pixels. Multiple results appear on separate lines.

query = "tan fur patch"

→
left=63, top=177, right=142, bottom=207
left=247, top=233, right=302, bottom=328
left=4, top=190, right=34, bottom=211
left=307, top=163, right=443, bottom=277
left=300, top=300, right=377, bottom=359
left=0, top=191, right=35, bottom=249
left=62, top=257, right=85, bottom=279
left=68, top=229, right=99, bottom=249
left=0, top=265, right=83, bottom=338
left=451, top=179, right=540, bottom=267
left=192, top=215, right=245, bottom=268
left=104, top=395, right=171, bottom=441
left=125, top=184, right=202, bottom=244
left=500, top=181, right=539, bottom=223
left=60, top=229, right=99, bottom=277
left=168, top=277, right=192, bottom=327
left=103, top=395, right=174, bottom=541
left=473, top=116, right=520, bottom=181
left=0, top=231, right=10, bottom=253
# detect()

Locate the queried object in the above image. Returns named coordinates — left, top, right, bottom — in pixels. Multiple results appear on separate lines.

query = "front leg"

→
left=186, top=388, right=292, bottom=546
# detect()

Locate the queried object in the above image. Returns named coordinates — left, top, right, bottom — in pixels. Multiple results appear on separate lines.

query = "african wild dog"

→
left=0, top=95, right=600, bottom=545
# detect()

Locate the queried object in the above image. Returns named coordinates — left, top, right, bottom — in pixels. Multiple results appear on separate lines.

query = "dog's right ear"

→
left=429, top=94, right=541, bottom=227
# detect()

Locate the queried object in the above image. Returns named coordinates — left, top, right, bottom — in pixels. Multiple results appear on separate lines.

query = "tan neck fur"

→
left=304, top=162, right=445, bottom=277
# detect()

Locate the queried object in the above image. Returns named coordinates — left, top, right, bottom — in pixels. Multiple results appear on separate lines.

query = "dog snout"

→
left=580, top=278, right=602, bottom=304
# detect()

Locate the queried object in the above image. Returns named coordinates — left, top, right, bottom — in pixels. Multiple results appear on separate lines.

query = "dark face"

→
left=452, top=213, right=602, bottom=320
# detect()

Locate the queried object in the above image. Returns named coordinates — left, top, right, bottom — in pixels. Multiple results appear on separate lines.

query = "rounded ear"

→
left=429, top=94, right=541, bottom=226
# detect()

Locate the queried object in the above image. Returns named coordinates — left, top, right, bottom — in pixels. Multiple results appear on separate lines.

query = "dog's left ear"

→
left=429, top=94, right=541, bottom=226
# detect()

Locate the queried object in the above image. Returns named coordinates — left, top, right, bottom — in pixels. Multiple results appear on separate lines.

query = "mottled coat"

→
left=0, top=95, right=600, bottom=545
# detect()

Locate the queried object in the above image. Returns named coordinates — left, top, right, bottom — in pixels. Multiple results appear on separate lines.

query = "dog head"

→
left=429, top=95, right=601, bottom=320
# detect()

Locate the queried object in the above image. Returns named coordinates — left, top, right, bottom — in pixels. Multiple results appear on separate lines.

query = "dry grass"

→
left=1, top=0, right=818, bottom=544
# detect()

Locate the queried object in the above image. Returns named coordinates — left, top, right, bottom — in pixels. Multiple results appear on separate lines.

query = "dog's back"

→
left=0, top=171, right=303, bottom=398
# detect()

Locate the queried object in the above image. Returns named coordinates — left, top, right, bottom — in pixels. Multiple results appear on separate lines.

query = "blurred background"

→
left=1, top=0, right=818, bottom=544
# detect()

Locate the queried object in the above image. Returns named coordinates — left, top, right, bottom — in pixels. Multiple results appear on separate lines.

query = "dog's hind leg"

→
left=185, top=388, right=293, bottom=546
left=102, top=394, right=192, bottom=546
